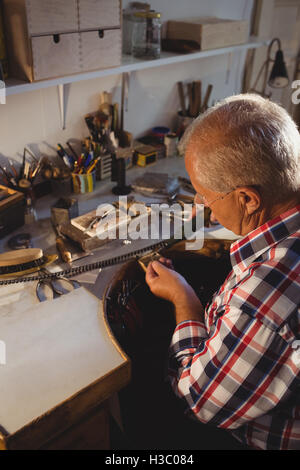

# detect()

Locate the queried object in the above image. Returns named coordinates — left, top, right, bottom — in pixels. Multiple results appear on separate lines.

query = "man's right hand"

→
left=145, top=258, right=204, bottom=324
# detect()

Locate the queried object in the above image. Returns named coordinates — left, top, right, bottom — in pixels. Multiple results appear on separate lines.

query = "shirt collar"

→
left=230, top=204, right=300, bottom=275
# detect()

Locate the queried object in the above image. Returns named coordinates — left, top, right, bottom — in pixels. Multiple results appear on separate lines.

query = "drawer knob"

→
left=98, top=30, right=104, bottom=39
left=53, top=34, right=60, bottom=44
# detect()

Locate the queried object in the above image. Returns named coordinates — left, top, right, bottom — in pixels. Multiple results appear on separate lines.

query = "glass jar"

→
left=122, top=9, right=142, bottom=55
left=122, top=6, right=152, bottom=55
left=123, top=11, right=136, bottom=55
left=131, top=11, right=161, bottom=60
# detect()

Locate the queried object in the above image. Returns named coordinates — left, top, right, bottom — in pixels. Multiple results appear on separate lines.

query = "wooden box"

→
left=166, top=17, right=248, bottom=51
left=134, top=145, right=157, bottom=167
left=3, top=0, right=122, bottom=82
left=0, top=185, right=25, bottom=239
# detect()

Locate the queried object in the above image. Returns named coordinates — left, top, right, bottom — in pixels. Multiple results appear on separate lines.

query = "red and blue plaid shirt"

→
left=168, top=205, right=300, bottom=450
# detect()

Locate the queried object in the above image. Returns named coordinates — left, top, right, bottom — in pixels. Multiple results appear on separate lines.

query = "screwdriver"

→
left=51, top=222, right=72, bottom=264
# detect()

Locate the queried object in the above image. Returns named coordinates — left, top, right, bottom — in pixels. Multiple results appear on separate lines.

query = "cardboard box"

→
left=167, top=17, right=248, bottom=51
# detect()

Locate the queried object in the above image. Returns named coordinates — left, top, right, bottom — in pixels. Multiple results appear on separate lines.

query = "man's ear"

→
left=236, top=186, right=261, bottom=215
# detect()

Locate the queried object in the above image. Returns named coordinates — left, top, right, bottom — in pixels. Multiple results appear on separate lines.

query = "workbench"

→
left=0, top=157, right=236, bottom=450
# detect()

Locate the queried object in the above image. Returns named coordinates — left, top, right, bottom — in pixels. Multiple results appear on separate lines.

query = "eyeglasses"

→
left=195, top=189, right=235, bottom=207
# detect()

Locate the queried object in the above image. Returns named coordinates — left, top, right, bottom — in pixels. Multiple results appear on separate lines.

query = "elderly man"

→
left=145, top=94, right=300, bottom=450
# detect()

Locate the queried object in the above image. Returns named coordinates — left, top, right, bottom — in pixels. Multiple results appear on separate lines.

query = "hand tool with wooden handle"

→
left=195, top=80, right=202, bottom=115
left=202, top=84, right=213, bottom=112
left=55, top=236, right=72, bottom=264
left=51, top=223, right=72, bottom=264
left=187, top=83, right=194, bottom=117
left=177, top=81, right=187, bottom=116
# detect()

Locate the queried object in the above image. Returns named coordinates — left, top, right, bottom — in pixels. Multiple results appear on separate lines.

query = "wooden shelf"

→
left=5, top=37, right=268, bottom=96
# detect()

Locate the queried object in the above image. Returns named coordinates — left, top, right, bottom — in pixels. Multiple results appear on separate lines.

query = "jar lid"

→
left=133, top=11, right=161, bottom=19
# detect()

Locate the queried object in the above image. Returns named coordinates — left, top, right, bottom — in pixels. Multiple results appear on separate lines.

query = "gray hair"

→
left=180, top=93, right=300, bottom=202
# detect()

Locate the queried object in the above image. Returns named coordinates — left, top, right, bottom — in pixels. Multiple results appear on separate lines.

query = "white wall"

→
left=0, top=0, right=254, bottom=165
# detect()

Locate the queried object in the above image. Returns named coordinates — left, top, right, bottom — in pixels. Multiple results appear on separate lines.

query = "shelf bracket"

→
left=57, top=83, right=70, bottom=130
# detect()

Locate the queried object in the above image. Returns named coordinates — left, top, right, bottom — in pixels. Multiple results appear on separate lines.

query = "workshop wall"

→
left=0, top=0, right=254, bottom=164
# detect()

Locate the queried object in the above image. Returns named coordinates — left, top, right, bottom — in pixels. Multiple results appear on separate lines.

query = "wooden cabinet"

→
left=26, top=0, right=78, bottom=35
left=80, top=29, right=122, bottom=72
left=3, top=0, right=122, bottom=82
left=32, top=33, right=81, bottom=80
left=78, top=0, right=121, bottom=30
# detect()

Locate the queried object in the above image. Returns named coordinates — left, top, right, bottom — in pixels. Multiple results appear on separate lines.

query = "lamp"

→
left=250, top=38, right=289, bottom=98
left=268, top=48, right=289, bottom=88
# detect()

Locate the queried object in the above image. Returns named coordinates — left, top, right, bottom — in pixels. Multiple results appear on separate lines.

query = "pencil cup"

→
left=164, top=133, right=179, bottom=157
left=177, top=111, right=194, bottom=140
left=71, top=171, right=96, bottom=194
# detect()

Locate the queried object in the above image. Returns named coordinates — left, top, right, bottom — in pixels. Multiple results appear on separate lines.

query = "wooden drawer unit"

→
left=78, top=0, right=121, bottom=30
left=3, top=0, right=122, bottom=82
left=26, top=0, right=78, bottom=35
left=80, top=29, right=121, bottom=72
left=32, top=33, right=81, bottom=80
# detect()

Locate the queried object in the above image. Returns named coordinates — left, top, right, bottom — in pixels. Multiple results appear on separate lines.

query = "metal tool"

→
left=138, top=251, right=162, bottom=272
left=117, top=280, right=141, bottom=307
left=36, top=269, right=81, bottom=302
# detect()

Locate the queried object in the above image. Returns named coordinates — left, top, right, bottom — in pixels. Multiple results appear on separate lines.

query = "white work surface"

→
left=0, top=286, right=125, bottom=435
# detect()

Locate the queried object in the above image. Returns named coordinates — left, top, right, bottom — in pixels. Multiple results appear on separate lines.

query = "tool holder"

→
left=111, top=153, right=131, bottom=195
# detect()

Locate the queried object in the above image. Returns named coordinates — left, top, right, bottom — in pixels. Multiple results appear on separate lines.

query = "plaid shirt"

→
left=168, top=205, right=300, bottom=450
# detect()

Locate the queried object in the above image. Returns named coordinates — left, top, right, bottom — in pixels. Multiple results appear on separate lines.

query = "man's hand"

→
left=145, top=257, right=184, bottom=304
left=145, top=258, right=204, bottom=324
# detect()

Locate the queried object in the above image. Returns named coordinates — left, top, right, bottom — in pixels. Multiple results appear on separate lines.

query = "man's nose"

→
left=210, top=211, right=218, bottom=223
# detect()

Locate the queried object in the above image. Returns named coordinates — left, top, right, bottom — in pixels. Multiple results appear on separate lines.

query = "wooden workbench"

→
left=0, top=285, right=130, bottom=450
left=0, top=157, right=236, bottom=450
left=0, top=158, right=188, bottom=450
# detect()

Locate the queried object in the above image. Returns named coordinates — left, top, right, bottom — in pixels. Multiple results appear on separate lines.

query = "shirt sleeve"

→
left=168, top=306, right=297, bottom=430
